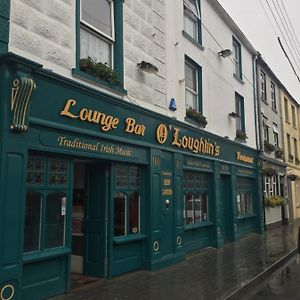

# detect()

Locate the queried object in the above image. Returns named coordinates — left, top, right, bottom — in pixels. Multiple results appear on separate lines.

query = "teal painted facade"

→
left=0, top=53, right=264, bottom=300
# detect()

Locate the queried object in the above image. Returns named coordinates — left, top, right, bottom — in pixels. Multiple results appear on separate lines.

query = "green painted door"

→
left=220, top=175, right=232, bottom=242
left=83, top=164, right=107, bottom=277
left=160, top=152, right=174, bottom=256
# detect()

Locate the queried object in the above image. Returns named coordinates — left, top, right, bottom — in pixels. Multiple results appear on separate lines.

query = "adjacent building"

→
left=281, top=87, right=300, bottom=222
left=256, top=55, right=287, bottom=228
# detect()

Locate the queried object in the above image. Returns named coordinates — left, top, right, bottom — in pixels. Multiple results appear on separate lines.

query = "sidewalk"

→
left=52, top=222, right=299, bottom=300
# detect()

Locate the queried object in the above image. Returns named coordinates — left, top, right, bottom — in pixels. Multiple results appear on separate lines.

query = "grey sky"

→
left=218, top=0, right=300, bottom=101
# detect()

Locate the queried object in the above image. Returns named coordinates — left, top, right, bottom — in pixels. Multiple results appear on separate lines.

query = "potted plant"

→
left=264, top=195, right=283, bottom=207
left=264, top=141, right=275, bottom=153
left=275, top=147, right=283, bottom=159
left=79, top=57, right=120, bottom=86
left=262, top=166, right=277, bottom=176
left=287, top=174, right=297, bottom=181
left=186, top=108, right=207, bottom=128
left=264, top=195, right=283, bottom=225
left=235, top=129, right=248, bottom=141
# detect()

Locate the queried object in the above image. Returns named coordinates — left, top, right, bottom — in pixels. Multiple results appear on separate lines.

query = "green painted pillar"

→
left=230, top=165, right=240, bottom=241
left=255, top=170, right=265, bottom=233
left=213, top=161, right=223, bottom=248
left=0, top=58, right=36, bottom=300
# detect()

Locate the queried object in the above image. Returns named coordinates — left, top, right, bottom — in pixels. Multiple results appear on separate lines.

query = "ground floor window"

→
left=236, top=177, right=254, bottom=217
left=264, top=175, right=279, bottom=197
left=114, top=165, right=142, bottom=237
left=24, top=155, right=70, bottom=253
left=183, top=171, right=209, bottom=225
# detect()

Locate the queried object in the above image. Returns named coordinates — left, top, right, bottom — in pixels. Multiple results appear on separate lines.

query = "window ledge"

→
left=184, top=221, right=213, bottom=231
left=233, top=74, right=244, bottom=84
left=237, top=214, right=256, bottom=220
left=113, top=233, right=147, bottom=245
left=184, top=117, right=206, bottom=129
left=182, top=31, right=204, bottom=51
left=72, top=68, right=127, bottom=95
left=23, top=247, right=71, bottom=264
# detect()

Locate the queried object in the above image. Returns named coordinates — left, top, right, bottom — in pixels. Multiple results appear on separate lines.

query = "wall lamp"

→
left=137, top=61, right=159, bottom=73
left=218, top=49, right=233, bottom=58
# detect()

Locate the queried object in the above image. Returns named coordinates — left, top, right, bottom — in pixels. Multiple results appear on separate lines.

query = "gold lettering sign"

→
left=57, top=136, right=133, bottom=157
left=60, top=99, right=119, bottom=132
left=162, top=189, right=173, bottom=196
left=156, top=124, right=168, bottom=144
left=236, top=152, right=254, bottom=164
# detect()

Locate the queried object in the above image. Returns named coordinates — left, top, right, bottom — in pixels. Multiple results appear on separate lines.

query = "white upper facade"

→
left=166, top=0, right=257, bottom=148
left=8, top=0, right=257, bottom=148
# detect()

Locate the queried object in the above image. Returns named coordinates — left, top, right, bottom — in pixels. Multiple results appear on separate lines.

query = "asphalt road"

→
left=247, top=255, right=300, bottom=300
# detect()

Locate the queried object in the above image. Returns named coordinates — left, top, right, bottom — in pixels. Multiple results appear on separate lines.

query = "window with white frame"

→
left=185, top=59, right=199, bottom=111
left=263, top=118, right=269, bottom=142
left=264, top=176, right=278, bottom=197
left=233, top=37, right=242, bottom=80
left=273, top=123, right=279, bottom=148
left=271, top=81, right=277, bottom=110
left=183, top=0, right=201, bottom=43
left=260, top=70, right=266, bottom=102
left=80, top=0, right=114, bottom=67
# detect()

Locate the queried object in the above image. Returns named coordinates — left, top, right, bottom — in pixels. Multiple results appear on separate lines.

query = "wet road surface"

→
left=247, top=255, right=300, bottom=300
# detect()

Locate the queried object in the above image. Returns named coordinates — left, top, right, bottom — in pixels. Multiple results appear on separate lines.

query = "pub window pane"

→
left=129, top=166, right=141, bottom=188
left=202, top=193, right=208, bottom=221
left=185, top=192, right=194, bottom=224
left=129, top=192, right=140, bottom=234
left=114, top=192, right=126, bottom=236
left=44, top=192, right=67, bottom=249
left=115, top=166, right=127, bottom=188
left=194, top=193, right=201, bottom=223
left=237, top=193, right=241, bottom=217
left=24, top=192, right=42, bottom=252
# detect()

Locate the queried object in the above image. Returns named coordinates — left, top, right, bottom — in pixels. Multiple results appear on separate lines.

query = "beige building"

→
left=281, top=88, right=300, bottom=221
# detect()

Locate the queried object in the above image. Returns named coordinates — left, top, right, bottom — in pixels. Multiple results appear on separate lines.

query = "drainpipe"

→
left=253, top=53, right=265, bottom=229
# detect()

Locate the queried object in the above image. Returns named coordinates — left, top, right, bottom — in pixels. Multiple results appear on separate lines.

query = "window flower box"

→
left=264, top=195, right=283, bottom=208
left=289, top=153, right=294, bottom=162
left=186, top=108, right=207, bottom=128
left=79, top=57, right=120, bottom=86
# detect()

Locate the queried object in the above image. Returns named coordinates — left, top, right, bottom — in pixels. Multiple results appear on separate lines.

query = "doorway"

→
left=71, top=161, right=108, bottom=284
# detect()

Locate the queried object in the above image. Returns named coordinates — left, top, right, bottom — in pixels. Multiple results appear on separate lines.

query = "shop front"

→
left=0, top=54, right=263, bottom=300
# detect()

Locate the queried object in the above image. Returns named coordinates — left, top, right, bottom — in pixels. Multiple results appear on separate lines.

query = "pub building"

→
left=0, top=54, right=263, bottom=300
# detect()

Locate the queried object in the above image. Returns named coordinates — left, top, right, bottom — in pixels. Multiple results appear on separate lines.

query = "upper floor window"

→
left=294, top=138, right=298, bottom=160
left=76, top=0, right=124, bottom=89
left=260, top=70, right=266, bottom=102
left=273, top=123, right=279, bottom=148
left=271, top=81, right=277, bottom=110
left=284, top=97, right=289, bottom=123
left=235, top=92, right=245, bottom=132
left=233, top=37, right=242, bottom=80
left=80, top=0, right=114, bottom=67
left=185, top=57, right=202, bottom=112
left=263, top=118, right=269, bottom=142
left=183, top=0, right=202, bottom=44
left=291, top=105, right=297, bottom=128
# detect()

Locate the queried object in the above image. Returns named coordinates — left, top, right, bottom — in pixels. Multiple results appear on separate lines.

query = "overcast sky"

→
left=218, top=0, right=300, bottom=101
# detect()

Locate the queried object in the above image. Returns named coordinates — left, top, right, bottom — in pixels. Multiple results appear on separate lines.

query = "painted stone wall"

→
left=9, top=0, right=168, bottom=114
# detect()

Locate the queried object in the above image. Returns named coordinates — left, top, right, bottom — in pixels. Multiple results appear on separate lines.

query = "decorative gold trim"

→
left=0, top=284, right=15, bottom=300
left=10, top=77, right=36, bottom=132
